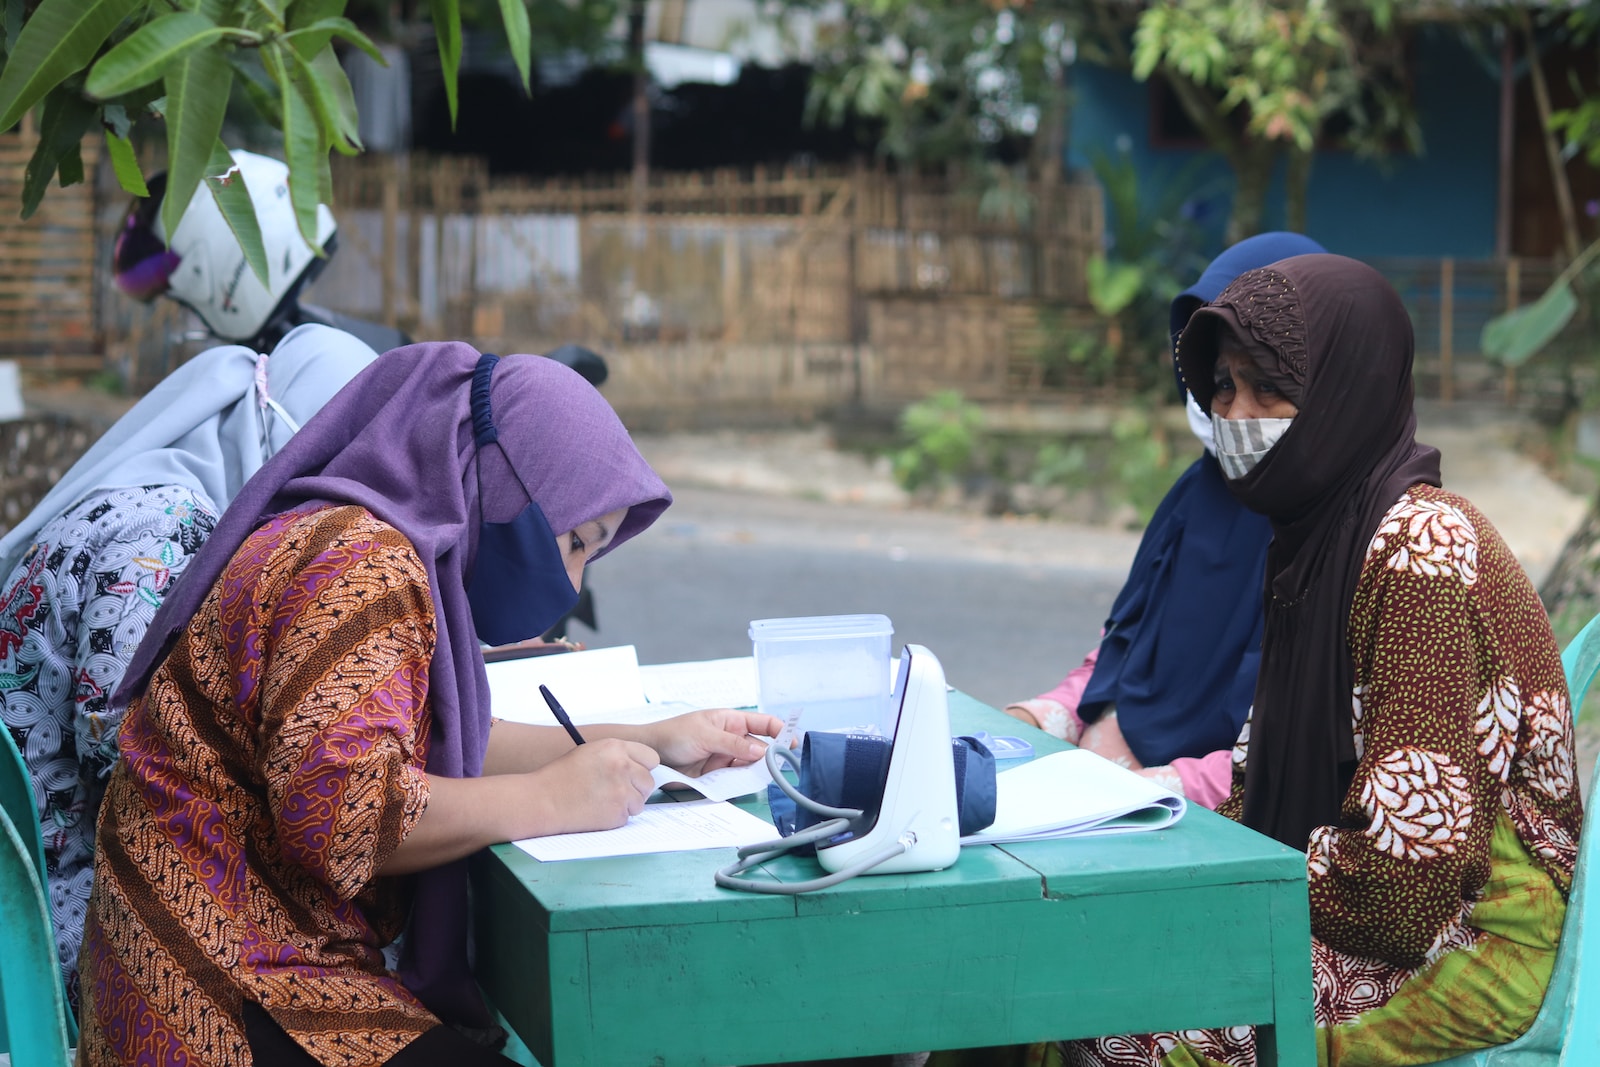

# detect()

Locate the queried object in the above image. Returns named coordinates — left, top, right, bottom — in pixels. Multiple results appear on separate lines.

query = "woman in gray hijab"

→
left=0, top=323, right=379, bottom=1007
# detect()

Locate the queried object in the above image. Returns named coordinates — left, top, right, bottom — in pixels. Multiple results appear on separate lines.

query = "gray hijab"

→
left=0, top=324, right=379, bottom=577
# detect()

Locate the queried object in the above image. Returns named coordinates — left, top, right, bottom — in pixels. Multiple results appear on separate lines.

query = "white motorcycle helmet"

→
left=113, top=149, right=337, bottom=346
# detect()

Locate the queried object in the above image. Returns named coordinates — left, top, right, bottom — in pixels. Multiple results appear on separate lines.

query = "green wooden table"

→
left=473, top=692, right=1316, bottom=1066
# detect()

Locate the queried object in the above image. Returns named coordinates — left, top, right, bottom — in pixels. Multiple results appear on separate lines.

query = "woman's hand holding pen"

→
left=637, top=709, right=784, bottom=778
left=529, top=738, right=661, bottom=833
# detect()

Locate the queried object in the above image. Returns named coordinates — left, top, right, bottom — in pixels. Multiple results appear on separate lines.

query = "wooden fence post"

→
left=381, top=165, right=399, bottom=329
left=1439, top=257, right=1455, bottom=405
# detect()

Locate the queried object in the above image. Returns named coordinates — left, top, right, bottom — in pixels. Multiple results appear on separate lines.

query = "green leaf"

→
left=86, top=12, right=230, bottom=100
left=100, top=101, right=131, bottom=138
left=292, top=44, right=362, bottom=152
left=202, top=139, right=268, bottom=284
left=279, top=59, right=325, bottom=250
left=160, top=45, right=233, bottom=242
left=498, top=0, right=533, bottom=94
left=241, top=0, right=287, bottom=32
left=285, top=16, right=382, bottom=62
left=3, top=0, right=23, bottom=53
left=1481, top=283, right=1580, bottom=368
left=429, top=0, right=462, bottom=127
left=1086, top=255, right=1145, bottom=317
left=20, top=89, right=96, bottom=217
left=56, top=139, right=84, bottom=187
left=0, top=0, right=142, bottom=132
left=232, top=55, right=282, bottom=126
left=286, top=0, right=342, bottom=29
left=103, top=127, right=149, bottom=195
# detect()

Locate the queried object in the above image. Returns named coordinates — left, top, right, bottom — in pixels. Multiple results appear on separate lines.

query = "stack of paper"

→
left=485, top=645, right=650, bottom=725
left=960, top=749, right=1187, bottom=845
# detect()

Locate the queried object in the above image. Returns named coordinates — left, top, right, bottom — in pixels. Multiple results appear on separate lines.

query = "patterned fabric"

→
left=0, top=484, right=218, bottom=1007
left=80, top=505, right=439, bottom=1067
left=1062, top=486, right=1582, bottom=1067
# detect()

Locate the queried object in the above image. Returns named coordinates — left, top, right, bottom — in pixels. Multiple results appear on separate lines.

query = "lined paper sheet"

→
left=513, top=799, right=777, bottom=861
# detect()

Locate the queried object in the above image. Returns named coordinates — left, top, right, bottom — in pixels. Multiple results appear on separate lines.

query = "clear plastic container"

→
left=749, top=614, right=895, bottom=737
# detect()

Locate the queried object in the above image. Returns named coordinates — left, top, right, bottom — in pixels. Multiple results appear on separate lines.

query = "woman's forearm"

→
left=377, top=773, right=541, bottom=874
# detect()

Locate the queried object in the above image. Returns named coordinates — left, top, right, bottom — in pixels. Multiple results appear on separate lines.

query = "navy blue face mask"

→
left=465, top=354, right=581, bottom=646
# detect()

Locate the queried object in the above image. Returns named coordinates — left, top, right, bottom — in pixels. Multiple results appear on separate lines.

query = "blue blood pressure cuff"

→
left=767, top=732, right=996, bottom=852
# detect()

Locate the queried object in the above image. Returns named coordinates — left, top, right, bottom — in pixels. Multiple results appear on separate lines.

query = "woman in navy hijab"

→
left=1003, top=232, right=1326, bottom=808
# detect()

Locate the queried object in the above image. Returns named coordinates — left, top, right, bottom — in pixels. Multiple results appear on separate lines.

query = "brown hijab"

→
left=1175, top=254, right=1443, bottom=849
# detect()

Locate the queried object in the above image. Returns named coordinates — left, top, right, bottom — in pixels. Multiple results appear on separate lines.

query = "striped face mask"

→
left=1211, top=414, right=1293, bottom=480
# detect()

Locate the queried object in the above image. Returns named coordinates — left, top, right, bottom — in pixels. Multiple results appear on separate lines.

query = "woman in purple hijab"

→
left=77, top=343, right=781, bottom=1067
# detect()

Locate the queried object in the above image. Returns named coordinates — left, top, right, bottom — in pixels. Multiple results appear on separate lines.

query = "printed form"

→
left=513, top=799, right=776, bottom=862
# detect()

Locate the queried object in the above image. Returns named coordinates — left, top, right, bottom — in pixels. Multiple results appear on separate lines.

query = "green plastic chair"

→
left=1561, top=610, right=1600, bottom=728
left=0, top=725, right=77, bottom=1058
left=1425, top=615, right=1600, bottom=1066
left=0, top=803, right=74, bottom=1067
left=0, top=723, right=45, bottom=884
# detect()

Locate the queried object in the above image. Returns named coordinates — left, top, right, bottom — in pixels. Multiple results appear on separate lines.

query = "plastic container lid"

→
left=749, top=613, right=894, bottom=643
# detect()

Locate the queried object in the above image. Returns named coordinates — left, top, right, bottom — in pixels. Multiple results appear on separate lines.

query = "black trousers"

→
left=242, top=1001, right=520, bottom=1066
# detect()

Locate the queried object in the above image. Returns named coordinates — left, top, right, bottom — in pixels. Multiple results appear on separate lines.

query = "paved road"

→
left=568, top=487, right=1140, bottom=712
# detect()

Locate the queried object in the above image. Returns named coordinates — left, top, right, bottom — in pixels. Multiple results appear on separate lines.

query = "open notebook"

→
left=960, top=748, right=1187, bottom=845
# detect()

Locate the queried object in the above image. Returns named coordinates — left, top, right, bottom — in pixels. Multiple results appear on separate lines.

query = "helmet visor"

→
left=112, top=175, right=179, bottom=302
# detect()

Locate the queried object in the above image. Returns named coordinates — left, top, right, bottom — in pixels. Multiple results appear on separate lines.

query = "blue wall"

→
left=1068, top=26, right=1502, bottom=260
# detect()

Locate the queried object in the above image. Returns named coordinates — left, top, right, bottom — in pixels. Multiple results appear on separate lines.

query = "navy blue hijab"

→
left=1077, top=232, right=1326, bottom=768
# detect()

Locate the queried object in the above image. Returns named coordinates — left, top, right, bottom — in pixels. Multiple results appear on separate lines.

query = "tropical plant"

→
left=892, top=389, right=989, bottom=494
left=1127, top=0, right=1418, bottom=241
left=788, top=0, right=1421, bottom=242
left=0, top=0, right=547, bottom=286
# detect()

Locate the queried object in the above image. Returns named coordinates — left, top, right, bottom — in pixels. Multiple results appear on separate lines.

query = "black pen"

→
left=540, top=684, right=587, bottom=747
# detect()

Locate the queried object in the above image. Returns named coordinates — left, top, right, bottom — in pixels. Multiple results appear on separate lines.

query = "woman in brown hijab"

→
left=1058, top=254, right=1583, bottom=1067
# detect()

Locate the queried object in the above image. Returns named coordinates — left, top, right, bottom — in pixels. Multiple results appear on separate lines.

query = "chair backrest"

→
left=1466, top=617, right=1600, bottom=1067
left=1439, top=615, right=1600, bottom=1066
left=0, top=724, right=78, bottom=1051
left=0, top=804, right=73, bottom=1067
left=0, top=724, right=45, bottom=884
left=1562, top=610, right=1600, bottom=724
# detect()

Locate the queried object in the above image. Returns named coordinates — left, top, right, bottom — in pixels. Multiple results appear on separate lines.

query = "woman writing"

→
left=0, top=324, right=378, bottom=1006
left=78, top=343, right=780, bottom=1066
left=1060, top=253, right=1582, bottom=1065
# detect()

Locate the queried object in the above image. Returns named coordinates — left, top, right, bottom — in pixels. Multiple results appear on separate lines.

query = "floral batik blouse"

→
left=1062, top=485, right=1584, bottom=1067
left=0, top=484, right=218, bottom=1007
left=79, top=505, right=438, bottom=1067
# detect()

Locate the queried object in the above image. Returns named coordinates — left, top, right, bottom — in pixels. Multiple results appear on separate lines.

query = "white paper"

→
left=512, top=799, right=777, bottom=861
left=960, top=749, right=1187, bottom=845
left=486, top=645, right=646, bottom=724
left=639, top=656, right=760, bottom=709
left=649, top=737, right=775, bottom=801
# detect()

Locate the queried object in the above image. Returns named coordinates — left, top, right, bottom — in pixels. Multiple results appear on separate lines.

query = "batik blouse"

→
left=1065, top=485, right=1583, bottom=1067
left=80, top=505, right=440, bottom=1067
left=0, top=484, right=218, bottom=1006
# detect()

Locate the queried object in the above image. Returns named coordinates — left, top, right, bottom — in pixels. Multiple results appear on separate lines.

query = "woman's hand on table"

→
left=380, top=738, right=660, bottom=873
left=639, top=708, right=784, bottom=777
left=1078, top=711, right=1143, bottom=770
left=1003, top=698, right=1081, bottom=743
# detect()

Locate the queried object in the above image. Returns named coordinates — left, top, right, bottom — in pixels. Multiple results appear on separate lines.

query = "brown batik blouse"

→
left=79, top=505, right=441, bottom=1066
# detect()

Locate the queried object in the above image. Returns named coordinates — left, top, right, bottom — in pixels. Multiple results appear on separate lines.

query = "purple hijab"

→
left=115, top=341, right=672, bottom=1026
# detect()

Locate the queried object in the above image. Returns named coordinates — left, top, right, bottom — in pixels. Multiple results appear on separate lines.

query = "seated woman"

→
left=77, top=343, right=781, bottom=1066
left=1004, top=232, right=1324, bottom=809
left=1061, top=253, right=1583, bottom=1065
left=0, top=324, right=378, bottom=1007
